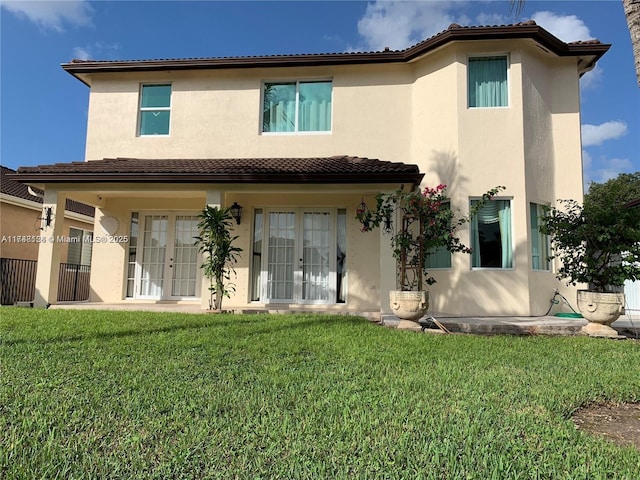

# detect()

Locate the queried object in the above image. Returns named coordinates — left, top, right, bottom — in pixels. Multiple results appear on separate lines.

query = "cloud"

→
left=354, top=4, right=596, bottom=53
left=580, top=65, right=603, bottom=91
left=72, top=46, right=91, bottom=61
left=356, top=1, right=460, bottom=51
left=584, top=156, right=634, bottom=188
left=475, top=13, right=509, bottom=26
left=71, top=42, right=120, bottom=61
left=531, top=11, right=593, bottom=42
left=581, top=121, right=628, bottom=147
left=2, top=1, right=93, bottom=32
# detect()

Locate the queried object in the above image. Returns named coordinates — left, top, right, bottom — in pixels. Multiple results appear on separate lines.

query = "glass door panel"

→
left=139, top=215, right=168, bottom=297
left=266, top=212, right=295, bottom=301
left=262, top=209, right=335, bottom=304
left=171, top=215, right=199, bottom=297
left=136, top=213, right=199, bottom=300
left=302, top=212, right=331, bottom=301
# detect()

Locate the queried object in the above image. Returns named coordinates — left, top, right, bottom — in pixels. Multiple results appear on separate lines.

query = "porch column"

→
left=206, top=190, right=223, bottom=207
left=34, top=189, right=66, bottom=308
left=201, top=189, right=224, bottom=309
left=379, top=227, right=396, bottom=317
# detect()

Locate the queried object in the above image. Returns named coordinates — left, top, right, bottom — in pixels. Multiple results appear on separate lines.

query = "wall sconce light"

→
left=356, top=198, right=369, bottom=217
left=45, top=207, right=53, bottom=227
left=39, top=207, right=54, bottom=229
left=229, top=202, right=243, bottom=225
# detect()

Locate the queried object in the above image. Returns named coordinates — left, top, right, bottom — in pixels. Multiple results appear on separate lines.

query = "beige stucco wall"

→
left=1, top=199, right=94, bottom=262
left=64, top=37, right=588, bottom=316
left=0, top=201, right=41, bottom=260
left=84, top=64, right=412, bottom=164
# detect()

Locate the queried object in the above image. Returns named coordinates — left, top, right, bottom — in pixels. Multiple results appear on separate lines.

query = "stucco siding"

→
left=69, top=36, right=589, bottom=316
left=1, top=202, right=41, bottom=260
left=1, top=201, right=94, bottom=262
left=84, top=65, right=413, bottom=164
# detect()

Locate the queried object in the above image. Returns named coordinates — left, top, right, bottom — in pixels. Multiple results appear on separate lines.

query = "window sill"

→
left=467, top=106, right=509, bottom=110
left=471, top=267, right=515, bottom=271
left=261, top=131, right=332, bottom=136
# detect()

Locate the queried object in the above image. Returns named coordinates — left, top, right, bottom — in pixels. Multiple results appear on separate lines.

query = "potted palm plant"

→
left=357, top=184, right=504, bottom=326
left=540, top=173, right=640, bottom=337
left=194, top=205, right=243, bottom=311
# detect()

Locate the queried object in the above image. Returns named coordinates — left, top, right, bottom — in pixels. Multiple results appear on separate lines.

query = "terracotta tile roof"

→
left=63, top=21, right=609, bottom=85
left=12, top=156, right=424, bottom=185
left=1, top=166, right=43, bottom=201
left=2, top=166, right=95, bottom=218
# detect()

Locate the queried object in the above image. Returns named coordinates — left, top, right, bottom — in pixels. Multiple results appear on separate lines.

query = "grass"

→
left=1, top=308, right=639, bottom=479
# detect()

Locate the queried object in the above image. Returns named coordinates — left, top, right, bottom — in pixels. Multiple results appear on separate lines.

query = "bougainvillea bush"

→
left=356, top=184, right=504, bottom=289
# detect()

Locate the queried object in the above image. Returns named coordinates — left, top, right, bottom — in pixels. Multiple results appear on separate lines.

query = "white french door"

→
left=262, top=209, right=336, bottom=304
left=136, top=213, right=200, bottom=300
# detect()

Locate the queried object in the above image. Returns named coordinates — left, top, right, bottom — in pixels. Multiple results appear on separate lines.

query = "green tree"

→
left=541, top=172, right=640, bottom=292
left=194, top=205, right=243, bottom=311
left=356, top=184, right=504, bottom=290
left=584, top=172, right=640, bottom=209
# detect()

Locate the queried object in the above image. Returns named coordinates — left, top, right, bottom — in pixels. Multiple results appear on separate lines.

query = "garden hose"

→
left=544, top=290, right=582, bottom=317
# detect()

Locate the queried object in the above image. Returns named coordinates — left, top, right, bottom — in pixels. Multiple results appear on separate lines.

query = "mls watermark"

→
left=1, top=235, right=129, bottom=244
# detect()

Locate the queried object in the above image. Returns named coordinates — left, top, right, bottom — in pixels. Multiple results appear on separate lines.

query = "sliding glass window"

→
left=263, top=80, right=332, bottom=133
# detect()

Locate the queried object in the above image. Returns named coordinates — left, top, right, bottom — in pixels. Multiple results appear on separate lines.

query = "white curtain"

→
left=497, top=202, right=512, bottom=268
left=472, top=200, right=512, bottom=268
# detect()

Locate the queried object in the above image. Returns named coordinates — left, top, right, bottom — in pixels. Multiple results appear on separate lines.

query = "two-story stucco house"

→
left=12, top=21, right=609, bottom=318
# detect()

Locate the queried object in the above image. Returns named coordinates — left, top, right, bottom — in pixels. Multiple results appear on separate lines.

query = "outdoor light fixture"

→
left=356, top=198, right=371, bottom=232
left=356, top=198, right=369, bottom=217
left=44, top=207, right=53, bottom=227
left=230, top=202, right=243, bottom=225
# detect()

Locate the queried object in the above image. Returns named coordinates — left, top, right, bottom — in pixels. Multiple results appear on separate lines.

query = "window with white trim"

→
left=126, top=212, right=139, bottom=298
left=530, top=203, right=550, bottom=270
left=468, top=56, right=508, bottom=108
left=425, top=202, right=452, bottom=269
left=471, top=199, right=512, bottom=268
left=67, top=227, right=93, bottom=266
left=262, top=80, right=332, bottom=133
left=139, top=84, right=171, bottom=135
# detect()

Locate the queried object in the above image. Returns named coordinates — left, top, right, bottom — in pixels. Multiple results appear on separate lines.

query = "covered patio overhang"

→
left=11, top=156, right=424, bottom=309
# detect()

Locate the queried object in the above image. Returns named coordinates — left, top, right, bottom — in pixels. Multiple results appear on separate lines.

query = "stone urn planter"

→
left=577, top=290, right=625, bottom=338
left=390, top=290, right=428, bottom=329
left=355, top=184, right=504, bottom=332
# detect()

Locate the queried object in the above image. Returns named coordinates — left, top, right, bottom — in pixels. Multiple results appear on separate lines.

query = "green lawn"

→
left=1, top=308, right=639, bottom=479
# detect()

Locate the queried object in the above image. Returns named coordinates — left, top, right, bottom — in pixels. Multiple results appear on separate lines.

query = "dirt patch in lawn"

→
left=572, top=403, right=640, bottom=450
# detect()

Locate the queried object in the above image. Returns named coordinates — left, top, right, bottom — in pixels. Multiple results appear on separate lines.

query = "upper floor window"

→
left=262, top=80, right=332, bottom=133
left=139, top=84, right=171, bottom=135
left=468, top=56, right=508, bottom=108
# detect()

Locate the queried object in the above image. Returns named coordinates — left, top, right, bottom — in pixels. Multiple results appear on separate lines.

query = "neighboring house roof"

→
left=63, top=21, right=609, bottom=86
left=1, top=166, right=95, bottom=217
left=625, top=198, right=640, bottom=208
left=11, top=156, right=424, bottom=185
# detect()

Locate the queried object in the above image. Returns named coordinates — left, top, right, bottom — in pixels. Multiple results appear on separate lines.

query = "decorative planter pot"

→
left=390, top=290, right=429, bottom=329
left=577, top=290, right=625, bottom=338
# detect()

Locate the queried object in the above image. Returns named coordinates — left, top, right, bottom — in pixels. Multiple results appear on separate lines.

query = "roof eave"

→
left=10, top=172, right=425, bottom=186
left=61, top=23, right=610, bottom=86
